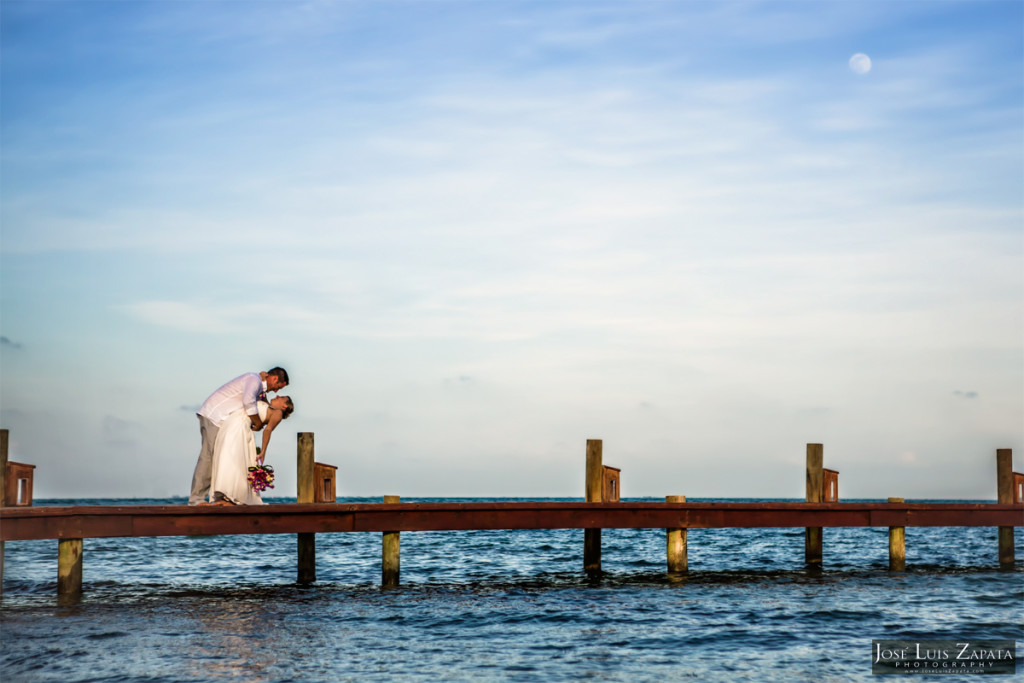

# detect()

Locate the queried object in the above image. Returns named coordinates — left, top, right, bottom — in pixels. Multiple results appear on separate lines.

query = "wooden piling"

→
left=584, top=439, right=603, bottom=573
left=888, top=497, right=906, bottom=571
left=297, top=534, right=315, bottom=584
left=57, top=538, right=83, bottom=599
left=297, top=433, right=315, bottom=503
left=666, top=495, right=688, bottom=574
left=805, top=443, right=823, bottom=565
left=297, top=432, right=316, bottom=584
left=1, top=428, right=7, bottom=592
left=382, top=495, right=401, bottom=587
left=1, top=429, right=7, bottom=505
left=997, top=449, right=1014, bottom=568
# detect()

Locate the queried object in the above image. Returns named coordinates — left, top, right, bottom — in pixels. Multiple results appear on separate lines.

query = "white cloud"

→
left=121, top=300, right=328, bottom=335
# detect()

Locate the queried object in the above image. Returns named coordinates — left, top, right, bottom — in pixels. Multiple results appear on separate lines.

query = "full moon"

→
left=849, top=53, right=872, bottom=75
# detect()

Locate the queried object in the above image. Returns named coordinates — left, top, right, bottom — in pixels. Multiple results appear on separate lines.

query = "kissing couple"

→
left=188, top=367, right=295, bottom=506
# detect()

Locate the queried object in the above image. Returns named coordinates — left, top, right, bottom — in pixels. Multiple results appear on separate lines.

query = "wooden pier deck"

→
left=2, top=435, right=1022, bottom=597
left=2, top=500, right=1021, bottom=541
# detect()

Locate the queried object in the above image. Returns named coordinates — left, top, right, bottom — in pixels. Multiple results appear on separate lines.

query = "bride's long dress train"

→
left=209, top=402, right=268, bottom=505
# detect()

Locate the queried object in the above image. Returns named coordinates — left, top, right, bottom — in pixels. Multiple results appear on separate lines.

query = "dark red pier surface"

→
left=2, top=501, right=1021, bottom=541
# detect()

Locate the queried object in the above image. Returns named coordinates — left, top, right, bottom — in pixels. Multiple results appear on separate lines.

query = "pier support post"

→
left=805, top=443, right=823, bottom=565
left=584, top=439, right=603, bottom=574
left=1, top=428, right=7, bottom=593
left=997, top=449, right=1014, bottom=569
left=58, top=538, right=83, bottom=600
left=888, top=497, right=906, bottom=571
left=666, top=495, right=688, bottom=574
left=297, top=432, right=316, bottom=584
left=382, top=495, right=401, bottom=588
left=297, top=534, right=316, bottom=584
left=298, top=432, right=315, bottom=503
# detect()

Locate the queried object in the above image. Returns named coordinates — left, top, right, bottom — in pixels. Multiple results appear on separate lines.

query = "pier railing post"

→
left=382, top=495, right=401, bottom=587
left=58, top=538, right=83, bottom=601
left=298, top=432, right=315, bottom=503
left=888, top=497, right=906, bottom=571
left=584, top=439, right=603, bottom=574
left=805, top=443, right=823, bottom=565
left=666, top=495, right=688, bottom=574
left=997, top=449, right=1014, bottom=569
left=297, top=432, right=316, bottom=584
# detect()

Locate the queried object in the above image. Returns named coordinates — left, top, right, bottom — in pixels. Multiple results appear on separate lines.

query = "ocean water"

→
left=1, top=497, right=1021, bottom=682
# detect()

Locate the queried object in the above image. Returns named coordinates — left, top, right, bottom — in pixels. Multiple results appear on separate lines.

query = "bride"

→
left=207, top=396, right=295, bottom=505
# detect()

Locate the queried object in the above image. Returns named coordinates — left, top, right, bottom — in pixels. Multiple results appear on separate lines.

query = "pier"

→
left=2, top=499, right=1018, bottom=539
left=1, top=430, right=1022, bottom=599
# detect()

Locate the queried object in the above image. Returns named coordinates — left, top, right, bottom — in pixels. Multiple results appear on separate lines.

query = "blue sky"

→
left=1, top=0, right=1021, bottom=500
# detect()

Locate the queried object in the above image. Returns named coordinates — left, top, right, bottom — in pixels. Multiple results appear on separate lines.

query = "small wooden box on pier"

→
left=4, top=462, right=36, bottom=507
left=602, top=466, right=621, bottom=503
left=313, top=462, right=337, bottom=503
left=823, top=468, right=839, bottom=502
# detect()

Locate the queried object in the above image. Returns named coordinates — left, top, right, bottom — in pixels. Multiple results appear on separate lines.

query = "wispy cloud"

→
left=120, top=300, right=328, bottom=335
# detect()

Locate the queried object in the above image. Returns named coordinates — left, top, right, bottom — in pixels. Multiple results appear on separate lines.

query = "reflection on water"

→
left=185, top=599, right=275, bottom=679
left=2, top=499, right=1022, bottom=682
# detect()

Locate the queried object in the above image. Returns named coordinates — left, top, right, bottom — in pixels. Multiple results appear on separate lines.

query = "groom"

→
left=188, top=367, right=289, bottom=505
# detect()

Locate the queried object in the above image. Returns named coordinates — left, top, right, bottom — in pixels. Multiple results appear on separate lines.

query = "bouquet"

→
left=247, top=464, right=275, bottom=493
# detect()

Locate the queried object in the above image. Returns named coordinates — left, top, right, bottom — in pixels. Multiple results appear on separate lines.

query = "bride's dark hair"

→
left=279, top=396, right=295, bottom=419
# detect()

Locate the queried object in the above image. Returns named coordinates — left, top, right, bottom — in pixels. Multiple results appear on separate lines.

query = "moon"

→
left=849, top=53, right=872, bottom=75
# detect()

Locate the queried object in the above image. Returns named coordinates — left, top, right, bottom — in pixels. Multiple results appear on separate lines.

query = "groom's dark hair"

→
left=267, top=367, right=289, bottom=385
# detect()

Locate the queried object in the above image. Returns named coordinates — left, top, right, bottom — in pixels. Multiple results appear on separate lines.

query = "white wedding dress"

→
left=209, top=401, right=269, bottom=505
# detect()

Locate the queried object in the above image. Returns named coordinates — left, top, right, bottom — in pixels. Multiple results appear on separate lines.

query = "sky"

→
left=1, top=0, right=1021, bottom=501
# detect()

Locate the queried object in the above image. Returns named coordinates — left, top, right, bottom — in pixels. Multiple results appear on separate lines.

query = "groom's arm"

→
left=242, top=374, right=265, bottom=429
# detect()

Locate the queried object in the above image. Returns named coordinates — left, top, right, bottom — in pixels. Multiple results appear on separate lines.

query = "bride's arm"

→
left=259, top=409, right=285, bottom=462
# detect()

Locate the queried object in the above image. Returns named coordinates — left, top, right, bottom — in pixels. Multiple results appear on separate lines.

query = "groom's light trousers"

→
left=188, top=415, right=220, bottom=505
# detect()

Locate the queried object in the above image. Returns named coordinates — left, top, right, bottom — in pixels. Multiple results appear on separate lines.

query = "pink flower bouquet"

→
left=247, top=464, right=275, bottom=493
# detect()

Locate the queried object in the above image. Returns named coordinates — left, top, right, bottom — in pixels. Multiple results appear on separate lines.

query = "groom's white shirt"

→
left=197, top=372, right=266, bottom=425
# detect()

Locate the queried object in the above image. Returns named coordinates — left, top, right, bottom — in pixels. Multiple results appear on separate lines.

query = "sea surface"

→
left=2, top=497, right=1022, bottom=682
